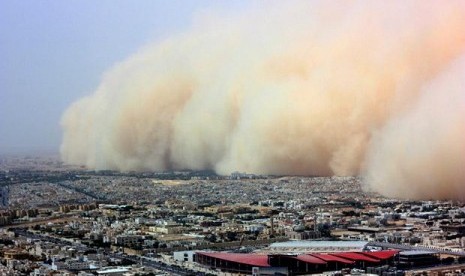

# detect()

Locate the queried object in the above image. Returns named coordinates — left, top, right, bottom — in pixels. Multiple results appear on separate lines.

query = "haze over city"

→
left=1, top=0, right=464, bottom=201
left=56, top=1, right=465, bottom=200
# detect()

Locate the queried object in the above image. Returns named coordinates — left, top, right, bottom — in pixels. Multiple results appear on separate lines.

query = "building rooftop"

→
left=399, top=250, right=437, bottom=256
left=270, top=240, right=369, bottom=250
left=331, top=252, right=379, bottom=263
left=196, top=252, right=270, bottom=267
left=294, top=254, right=327, bottom=264
left=362, top=250, right=399, bottom=260
left=96, top=267, right=130, bottom=274
left=310, top=253, right=354, bottom=264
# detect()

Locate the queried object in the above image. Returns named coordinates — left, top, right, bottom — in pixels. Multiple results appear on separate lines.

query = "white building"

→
left=96, top=266, right=130, bottom=275
left=51, top=259, right=90, bottom=271
left=173, top=250, right=195, bottom=262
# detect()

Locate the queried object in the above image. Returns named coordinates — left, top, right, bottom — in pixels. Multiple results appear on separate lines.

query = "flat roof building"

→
left=268, top=240, right=369, bottom=253
left=195, top=249, right=399, bottom=275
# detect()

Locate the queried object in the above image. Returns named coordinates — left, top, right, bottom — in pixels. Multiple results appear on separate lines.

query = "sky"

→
left=0, top=0, right=250, bottom=155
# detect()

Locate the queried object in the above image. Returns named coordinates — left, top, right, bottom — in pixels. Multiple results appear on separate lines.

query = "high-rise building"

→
left=0, top=185, right=9, bottom=208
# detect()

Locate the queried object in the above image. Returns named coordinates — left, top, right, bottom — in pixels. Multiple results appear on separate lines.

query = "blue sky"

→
left=0, top=0, right=249, bottom=154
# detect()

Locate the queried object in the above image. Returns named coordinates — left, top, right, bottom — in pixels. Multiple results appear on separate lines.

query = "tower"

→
left=0, top=185, right=9, bottom=208
left=313, top=213, right=318, bottom=232
left=270, top=216, right=274, bottom=237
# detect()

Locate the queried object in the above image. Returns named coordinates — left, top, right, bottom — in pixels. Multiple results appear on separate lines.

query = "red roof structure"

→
left=294, top=254, right=327, bottom=264
left=310, top=253, right=354, bottom=264
left=195, top=250, right=397, bottom=273
left=331, top=252, right=380, bottom=263
left=361, top=250, right=399, bottom=260
left=196, top=252, right=270, bottom=267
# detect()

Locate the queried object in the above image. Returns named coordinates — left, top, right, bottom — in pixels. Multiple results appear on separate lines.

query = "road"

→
left=2, top=214, right=86, bottom=229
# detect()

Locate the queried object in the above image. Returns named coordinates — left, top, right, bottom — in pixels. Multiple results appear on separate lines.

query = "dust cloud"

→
left=61, top=1, right=465, bottom=200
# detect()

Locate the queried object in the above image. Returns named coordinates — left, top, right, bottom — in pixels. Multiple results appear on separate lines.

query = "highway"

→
left=2, top=214, right=86, bottom=229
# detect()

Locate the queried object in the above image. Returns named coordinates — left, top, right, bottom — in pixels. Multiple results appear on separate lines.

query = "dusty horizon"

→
left=61, top=1, right=465, bottom=200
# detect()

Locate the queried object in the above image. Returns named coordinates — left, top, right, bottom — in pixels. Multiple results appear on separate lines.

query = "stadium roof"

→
left=311, top=253, right=354, bottom=264
left=331, top=252, right=380, bottom=262
left=362, top=250, right=399, bottom=260
left=195, top=250, right=397, bottom=268
left=294, top=254, right=327, bottom=264
left=196, top=252, right=270, bottom=267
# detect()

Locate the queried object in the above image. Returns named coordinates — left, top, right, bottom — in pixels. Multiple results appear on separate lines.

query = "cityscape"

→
left=1, top=155, right=465, bottom=275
